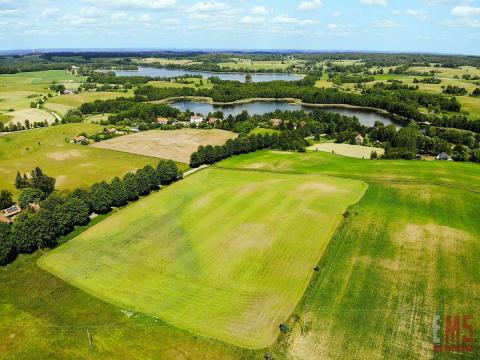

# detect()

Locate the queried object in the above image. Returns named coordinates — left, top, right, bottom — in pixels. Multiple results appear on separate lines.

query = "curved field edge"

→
left=272, top=183, right=480, bottom=359
left=37, top=167, right=367, bottom=349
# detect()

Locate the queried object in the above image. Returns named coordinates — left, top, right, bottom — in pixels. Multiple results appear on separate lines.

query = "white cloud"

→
left=41, top=7, right=59, bottom=17
left=251, top=6, right=269, bottom=15
left=111, top=11, right=127, bottom=21
left=451, top=6, right=480, bottom=17
left=332, top=11, right=341, bottom=17
left=444, top=18, right=480, bottom=27
left=374, top=19, right=399, bottom=27
left=298, top=0, right=323, bottom=12
left=273, top=15, right=316, bottom=25
left=139, top=13, right=151, bottom=22
left=406, top=9, right=427, bottom=20
left=84, top=0, right=177, bottom=10
left=360, top=0, right=388, bottom=6
left=241, top=15, right=264, bottom=24
left=325, top=23, right=354, bottom=37
left=190, top=1, right=228, bottom=12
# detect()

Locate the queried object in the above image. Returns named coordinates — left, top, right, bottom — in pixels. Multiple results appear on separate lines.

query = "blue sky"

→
left=0, top=0, right=479, bottom=54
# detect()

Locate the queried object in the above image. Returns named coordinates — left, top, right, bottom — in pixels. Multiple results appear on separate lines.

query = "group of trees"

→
left=15, top=167, right=56, bottom=207
left=190, top=131, right=307, bottom=167
left=0, top=161, right=183, bottom=266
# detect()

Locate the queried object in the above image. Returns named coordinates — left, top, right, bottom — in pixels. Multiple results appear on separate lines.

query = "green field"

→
left=218, top=58, right=305, bottom=71
left=219, top=150, right=480, bottom=358
left=0, top=70, right=84, bottom=122
left=38, top=167, right=367, bottom=349
left=0, top=124, right=182, bottom=193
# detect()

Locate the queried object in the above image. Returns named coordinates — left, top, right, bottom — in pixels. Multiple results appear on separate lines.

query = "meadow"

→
left=0, top=70, right=84, bottom=123
left=38, top=167, right=367, bottom=349
left=219, top=150, right=480, bottom=359
left=308, top=142, right=385, bottom=159
left=91, top=128, right=237, bottom=163
left=0, top=124, right=180, bottom=193
left=218, top=58, right=306, bottom=71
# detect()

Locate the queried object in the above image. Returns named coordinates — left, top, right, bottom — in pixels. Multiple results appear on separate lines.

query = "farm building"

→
left=157, top=117, right=169, bottom=125
left=208, top=118, right=220, bottom=126
left=63, top=89, right=75, bottom=95
left=2, top=204, right=21, bottom=219
left=271, top=118, right=282, bottom=127
left=436, top=152, right=451, bottom=161
left=73, top=135, right=87, bottom=144
left=191, top=116, right=204, bottom=125
left=355, top=134, right=364, bottom=145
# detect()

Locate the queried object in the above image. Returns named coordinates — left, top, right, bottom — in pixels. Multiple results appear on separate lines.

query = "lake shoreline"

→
left=152, top=96, right=408, bottom=125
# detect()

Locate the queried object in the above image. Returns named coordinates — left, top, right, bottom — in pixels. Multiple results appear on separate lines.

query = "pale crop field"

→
left=38, top=167, right=367, bottom=349
left=91, top=128, right=238, bottom=163
left=308, top=143, right=385, bottom=159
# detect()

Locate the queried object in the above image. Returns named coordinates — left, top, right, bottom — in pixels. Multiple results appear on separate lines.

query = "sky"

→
left=0, top=0, right=479, bottom=55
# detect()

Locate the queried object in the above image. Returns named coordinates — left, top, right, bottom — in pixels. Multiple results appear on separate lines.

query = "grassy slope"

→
left=220, top=150, right=480, bottom=359
left=218, top=150, right=480, bottom=193
left=38, top=167, right=367, bottom=349
left=0, top=124, right=184, bottom=193
left=284, top=183, right=480, bottom=359
left=0, top=70, right=84, bottom=122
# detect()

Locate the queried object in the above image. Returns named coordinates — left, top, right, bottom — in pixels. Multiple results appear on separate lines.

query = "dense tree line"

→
left=190, top=131, right=307, bottom=167
left=0, top=161, right=182, bottom=266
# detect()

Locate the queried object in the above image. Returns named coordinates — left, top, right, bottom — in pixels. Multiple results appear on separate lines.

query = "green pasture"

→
left=38, top=167, right=367, bottom=349
left=0, top=124, right=182, bottom=193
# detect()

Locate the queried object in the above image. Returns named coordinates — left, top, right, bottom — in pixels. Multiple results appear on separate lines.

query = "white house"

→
left=190, top=115, right=204, bottom=125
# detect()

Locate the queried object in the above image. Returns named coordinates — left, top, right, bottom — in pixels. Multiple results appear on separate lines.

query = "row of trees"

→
left=190, top=131, right=307, bottom=168
left=0, top=161, right=183, bottom=266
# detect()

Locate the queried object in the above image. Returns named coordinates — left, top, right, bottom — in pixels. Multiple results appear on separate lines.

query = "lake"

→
left=170, top=100, right=403, bottom=128
left=113, top=67, right=303, bottom=83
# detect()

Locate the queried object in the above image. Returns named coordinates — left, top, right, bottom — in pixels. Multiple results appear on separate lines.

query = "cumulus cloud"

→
left=84, top=0, right=177, bottom=10
left=252, top=6, right=269, bottom=15
left=406, top=9, right=427, bottom=20
left=451, top=6, right=480, bottom=17
left=273, top=15, right=316, bottom=25
left=374, top=19, right=399, bottom=27
left=189, top=1, right=228, bottom=12
left=298, top=0, right=323, bottom=12
left=241, top=15, right=264, bottom=24
left=360, top=0, right=388, bottom=6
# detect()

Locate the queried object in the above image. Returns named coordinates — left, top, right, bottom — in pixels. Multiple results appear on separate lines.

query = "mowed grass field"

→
left=0, top=124, right=180, bottom=193
left=218, top=150, right=480, bottom=192
left=220, top=150, right=480, bottom=359
left=44, top=91, right=134, bottom=115
left=38, top=167, right=367, bottom=349
left=0, top=70, right=84, bottom=123
left=285, top=183, right=480, bottom=359
left=91, top=128, right=237, bottom=163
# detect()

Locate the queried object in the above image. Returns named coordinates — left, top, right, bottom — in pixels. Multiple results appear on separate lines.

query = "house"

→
left=73, top=135, right=86, bottom=144
left=300, top=121, right=307, bottom=128
left=271, top=118, right=282, bottom=127
left=157, top=117, right=169, bottom=125
left=106, top=128, right=117, bottom=134
left=436, top=152, right=451, bottom=161
left=0, top=215, right=12, bottom=224
left=208, top=118, right=219, bottom=126
left=63, top=89, right=75, bottom=95
left=69, top=66, right=80, bottom=75
left=190, top=115, right=204, bottom=125
left=115, top=130, right=126, bottom=135
left=28, top=203, right=40, bottom=212
left=130, top=127, right=140, bottom=133
left=355, top=134, right=364, bottom=145
left=2, top=204, right=21, bottom=219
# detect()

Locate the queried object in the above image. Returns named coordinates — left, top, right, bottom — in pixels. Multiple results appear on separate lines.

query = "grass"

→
left=0, top=70, right=84, bottom=122
left=91, top=128, right=237, bottom=163
left=139, top=58, right=202, bottom=66
left=249, top=127, right=280, bottom=136
left=38, top=167, right=367, bottom=349
left=0, top=123, right=186, bottom=193
left=218, top=150, right=480, bottom=192
left=218, top=59, right=305, bottom=71
left=0, top=248, right=251, bottom=360
left=281, top=183, right=480, bottom=359
left=44, top=91, right=133, bottom=115
left=148, top=78, right=213, bottom=90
